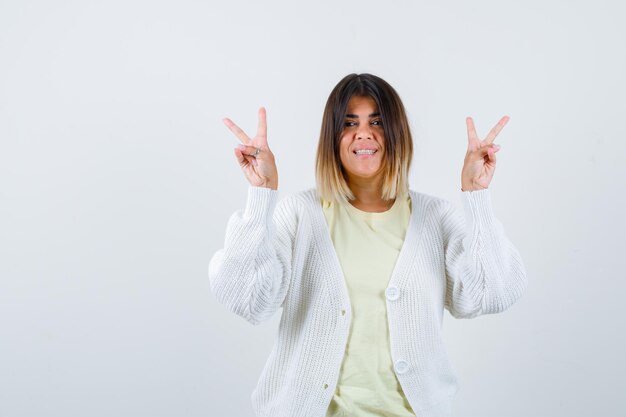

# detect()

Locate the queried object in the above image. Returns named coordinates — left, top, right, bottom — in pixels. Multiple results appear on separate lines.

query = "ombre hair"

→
left=315, top=73, right=414, bottom=206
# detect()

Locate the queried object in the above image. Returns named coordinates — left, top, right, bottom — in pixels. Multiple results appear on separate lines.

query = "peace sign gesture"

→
left=460, top=115, right=509, bottom=192
left=223, top=107, right=279, bottom=190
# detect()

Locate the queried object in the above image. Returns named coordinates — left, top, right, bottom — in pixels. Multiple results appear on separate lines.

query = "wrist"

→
left=461, top=180, right=487, bottom=192
left=261, top=181, right=278, bottom=190
left=461, top=182, right=486, bottom=192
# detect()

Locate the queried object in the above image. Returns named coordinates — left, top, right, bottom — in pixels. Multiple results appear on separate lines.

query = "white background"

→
left=1, top=0, right=625, bottom=416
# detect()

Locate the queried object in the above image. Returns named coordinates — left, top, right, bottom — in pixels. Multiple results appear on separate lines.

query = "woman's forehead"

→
left=345, top=96, right=379, bottom=115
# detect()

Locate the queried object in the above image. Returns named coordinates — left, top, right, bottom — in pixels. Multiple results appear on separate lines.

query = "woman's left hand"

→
left=460, top=115, right=509, bottom=191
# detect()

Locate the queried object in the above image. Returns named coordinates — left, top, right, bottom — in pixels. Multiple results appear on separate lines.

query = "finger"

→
left=475, top=143, right=500, bottom=158
left=487, top=146, right=497, bottom=163
left=256, top=107, right=267, bottom=141
left=483, top=115, right=510, bottom=145
left=236, top=144, right=261, bottom=158
left=234, top=148, right=247, bottom=166
left=223, top=118, right=251, bottom=145
left=466, top=117, right=479, bottom=144
left=234, top=148, right=258, bottom=167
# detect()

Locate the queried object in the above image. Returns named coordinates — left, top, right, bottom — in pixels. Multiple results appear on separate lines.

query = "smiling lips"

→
left=353, top=149, right=378, bottom=157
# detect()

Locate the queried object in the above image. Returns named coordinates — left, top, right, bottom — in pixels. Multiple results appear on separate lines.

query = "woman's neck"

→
left=347, top=179, right=395, bottom=213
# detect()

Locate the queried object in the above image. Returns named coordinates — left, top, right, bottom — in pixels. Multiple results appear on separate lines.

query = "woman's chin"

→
left=345, top=169, right=384, bottom=183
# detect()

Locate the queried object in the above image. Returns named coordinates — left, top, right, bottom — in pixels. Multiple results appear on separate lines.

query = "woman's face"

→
left=339, top=95, right=386, bottom=185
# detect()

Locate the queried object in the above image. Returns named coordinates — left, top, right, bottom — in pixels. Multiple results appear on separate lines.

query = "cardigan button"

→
left=385, top=286, right=400, bottom=301
left=394, top=360, right=409, bottom=374
left=341, top=309, right=346, bottom=316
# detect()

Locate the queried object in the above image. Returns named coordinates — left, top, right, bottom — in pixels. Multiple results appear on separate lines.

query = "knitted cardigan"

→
left=208, top=186, right=527, bottom=417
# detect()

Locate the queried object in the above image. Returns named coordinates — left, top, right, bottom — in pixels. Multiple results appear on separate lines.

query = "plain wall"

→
left=1, top=0, right=625, bottom=416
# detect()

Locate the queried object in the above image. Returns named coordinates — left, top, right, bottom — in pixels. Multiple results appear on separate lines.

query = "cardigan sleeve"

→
left=208, top=186, right=295, bottom=325
left=442, top=188, right=528, bottom=319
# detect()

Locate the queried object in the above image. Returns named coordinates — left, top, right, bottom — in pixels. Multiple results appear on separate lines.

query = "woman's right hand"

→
left=223, top=107, right=278, bottom=190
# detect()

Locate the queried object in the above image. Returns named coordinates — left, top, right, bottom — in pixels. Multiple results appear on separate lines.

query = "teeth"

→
left=355, top=150, right=376, bottom=155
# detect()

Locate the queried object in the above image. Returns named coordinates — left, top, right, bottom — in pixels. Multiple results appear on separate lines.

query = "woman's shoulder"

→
left=407, top=189, right=461, bottom=223
left=275, top=187, right=319, bottom=209
left=269, top=188, right=324, bottom=239
left=272, top=187, right=322, bottom=225
left=408, top=189, right=452, bottom=209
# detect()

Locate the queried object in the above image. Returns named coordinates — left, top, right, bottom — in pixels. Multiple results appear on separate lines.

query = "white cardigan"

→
left=208, top=186, right=527, bottom=417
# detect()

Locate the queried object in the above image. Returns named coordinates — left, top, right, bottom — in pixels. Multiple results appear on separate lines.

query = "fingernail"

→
left=237, top=144, right=246, bottom=150
left=251, top=159, right=258, bottom=166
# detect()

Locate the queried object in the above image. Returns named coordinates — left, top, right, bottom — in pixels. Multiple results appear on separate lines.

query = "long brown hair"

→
left=315, top=73, right=414, bottom=205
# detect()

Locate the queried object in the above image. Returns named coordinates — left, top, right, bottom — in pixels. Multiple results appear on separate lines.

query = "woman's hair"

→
left=315, top=73, right=413, bottom=205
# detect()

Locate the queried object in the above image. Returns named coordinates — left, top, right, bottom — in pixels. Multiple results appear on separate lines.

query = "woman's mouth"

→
left=354, top=149, right=377, bottom=157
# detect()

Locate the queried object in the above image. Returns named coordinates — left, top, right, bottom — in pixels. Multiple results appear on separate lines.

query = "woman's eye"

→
left=371, top=120, right=382, bottom=126
left=344, top=121, right=357, bottom=127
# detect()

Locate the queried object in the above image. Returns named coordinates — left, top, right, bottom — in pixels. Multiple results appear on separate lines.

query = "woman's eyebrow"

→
left=345, top=112, right=381, bottom=118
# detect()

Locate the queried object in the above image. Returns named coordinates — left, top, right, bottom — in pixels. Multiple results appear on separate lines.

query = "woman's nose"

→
left=356, top=124, right=373, bottom=139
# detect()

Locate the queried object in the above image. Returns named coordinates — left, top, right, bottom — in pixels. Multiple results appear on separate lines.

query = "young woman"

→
left=209, top=73, right=527, bottom=417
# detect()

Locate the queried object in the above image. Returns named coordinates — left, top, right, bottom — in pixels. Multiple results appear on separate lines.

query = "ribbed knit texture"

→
left=208, top=186, right=528, bottom=417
